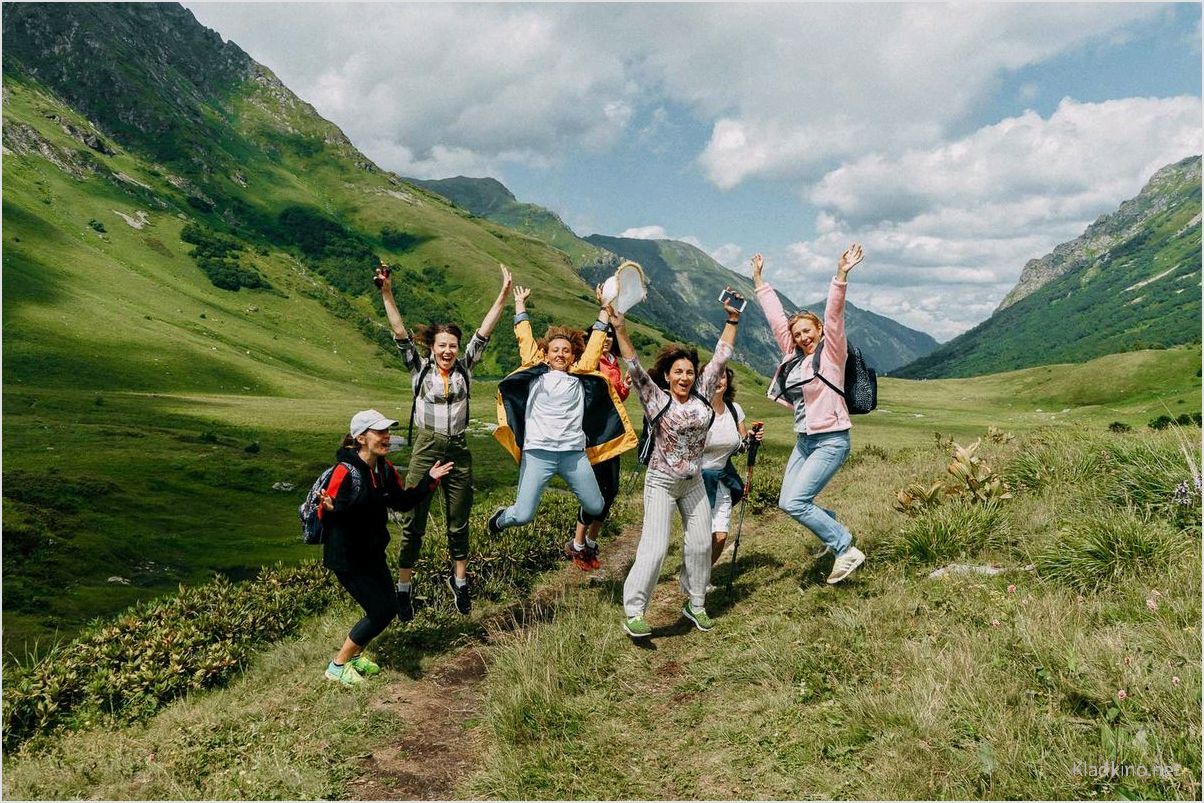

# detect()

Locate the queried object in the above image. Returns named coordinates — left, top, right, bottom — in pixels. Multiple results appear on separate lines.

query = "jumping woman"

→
left=489, top=285, right=636, bottom=535
left=378, top=262, right=512, bottom=616
left=751, top=245, right=866, bottom=584
left=610, top=290, right=743, bottom=638
left=701, top=368, right=764, bottom=567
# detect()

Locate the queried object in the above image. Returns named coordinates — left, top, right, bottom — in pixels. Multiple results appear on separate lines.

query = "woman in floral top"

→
left=609, top=290, right=744, bottom=638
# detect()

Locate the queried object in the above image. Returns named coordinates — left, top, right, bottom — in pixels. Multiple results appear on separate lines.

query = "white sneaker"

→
left=826, top=546, right=865, bottom=584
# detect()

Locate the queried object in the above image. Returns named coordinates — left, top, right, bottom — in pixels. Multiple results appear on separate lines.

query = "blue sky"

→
left=185, top=3, right=1201, bottom=341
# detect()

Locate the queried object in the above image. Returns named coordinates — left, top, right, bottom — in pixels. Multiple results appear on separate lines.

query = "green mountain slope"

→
left=411, top=175, right=940, bottom=374
left=407, top=176, right=616, bottom=270
left=0, top=2, right=673, bottom=652
left=897, top=156, right=1202, bottom=379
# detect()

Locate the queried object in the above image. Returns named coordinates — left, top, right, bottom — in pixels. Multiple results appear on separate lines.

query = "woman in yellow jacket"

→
left=489, top=284, right=637, bottom=535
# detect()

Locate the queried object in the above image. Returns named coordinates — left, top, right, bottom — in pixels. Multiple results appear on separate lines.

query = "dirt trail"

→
left=344, top=524, right=644, bottom=800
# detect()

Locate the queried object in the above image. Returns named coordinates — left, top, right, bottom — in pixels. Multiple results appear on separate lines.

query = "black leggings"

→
left=578, top=456, right=621, bottom=526
left=333, top=561, right=399, bottom=647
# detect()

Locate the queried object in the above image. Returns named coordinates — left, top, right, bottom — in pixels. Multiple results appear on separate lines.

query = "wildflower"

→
left=1172, top=480, right=1193, bottom=506
left=1076, top=595, right=1086, bottom=604
left=1007, top=584, right=1017, bottom=594
left=1123, top=655, right=1133, bottom=666
left=1146, top=598, right=1159, bottom=612
left=990, top=619, right=1001, bottom=628
left=1172, top=676, right=1181, bottom=687
left=1117, top=689, right=1128, bottom=701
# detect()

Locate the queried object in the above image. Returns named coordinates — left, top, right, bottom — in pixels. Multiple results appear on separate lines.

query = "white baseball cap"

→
left=349, top=409, right=399, bottom=437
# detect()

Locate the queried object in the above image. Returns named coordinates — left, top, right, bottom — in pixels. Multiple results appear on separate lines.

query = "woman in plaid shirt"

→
left=378, top=263, right=512, bottom=617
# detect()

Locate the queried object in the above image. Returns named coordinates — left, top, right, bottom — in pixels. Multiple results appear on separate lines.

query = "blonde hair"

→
left=787, top=311, right=823, bottom=339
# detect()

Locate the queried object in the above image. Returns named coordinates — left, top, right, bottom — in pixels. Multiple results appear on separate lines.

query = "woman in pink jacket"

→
left=752, top=244, right=866, bottom=584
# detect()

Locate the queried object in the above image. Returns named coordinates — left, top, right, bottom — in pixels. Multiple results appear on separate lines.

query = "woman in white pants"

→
left=609, top=291, right=743, bottom=638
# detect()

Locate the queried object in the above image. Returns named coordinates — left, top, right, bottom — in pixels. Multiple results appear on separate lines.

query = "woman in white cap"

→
left=316, top=409, right=453, bottom=686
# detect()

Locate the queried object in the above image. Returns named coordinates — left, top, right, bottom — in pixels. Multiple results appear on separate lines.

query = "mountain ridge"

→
left=896, top=155, right=1202, bottom=379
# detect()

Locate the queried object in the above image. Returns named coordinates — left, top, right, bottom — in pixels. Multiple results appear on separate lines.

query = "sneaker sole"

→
left=682, top=608, right=713, bottom=632
left=324, top=671, right=363, bottom=686
left=826, top=552, right=866, bottom=584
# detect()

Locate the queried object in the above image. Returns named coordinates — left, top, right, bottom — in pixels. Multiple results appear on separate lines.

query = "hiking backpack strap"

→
left=809, top=340, right=847, bottom=399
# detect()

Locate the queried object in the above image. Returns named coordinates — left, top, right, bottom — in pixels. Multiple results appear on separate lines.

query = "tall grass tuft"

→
left=883, top=501, right=1010, bottom=564
left=1034, top=507, right=1183, bottom=591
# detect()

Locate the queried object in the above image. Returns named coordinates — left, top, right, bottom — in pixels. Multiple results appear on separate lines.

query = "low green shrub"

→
left=883, top=501, right=1010, bottom=564
left=1108, top=421, right=1132, bottom=434
left=2, top=562, right=339, bottom=752
left=1148, top=415, right=1173, bottom=431
left=1034, top=507, right=1183, bottom=591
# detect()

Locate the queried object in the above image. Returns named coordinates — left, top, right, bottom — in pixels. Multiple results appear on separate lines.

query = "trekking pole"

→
left=726, top=422, right=763, bottom=593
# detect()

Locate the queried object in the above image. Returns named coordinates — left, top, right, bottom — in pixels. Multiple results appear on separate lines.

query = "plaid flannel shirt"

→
left=396, top=331, right=489, bottom=436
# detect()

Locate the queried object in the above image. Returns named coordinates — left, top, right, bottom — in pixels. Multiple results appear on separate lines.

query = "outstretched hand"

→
left=837, top=243, right=863, bottom=278
left=375, top=261, right=393, bottom=294
left=429, top=460, right=455, bottom=481
left=604, top=301, right=624, bottom=328
left=750, top=253, right=764, bottom=285
left=498, top=263, right=513, bottom=295
left=512, top=285, right=531, bottom=305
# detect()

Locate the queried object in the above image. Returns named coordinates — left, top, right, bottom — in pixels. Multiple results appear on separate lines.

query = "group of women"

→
left=318, top=244, right=868, bottom=684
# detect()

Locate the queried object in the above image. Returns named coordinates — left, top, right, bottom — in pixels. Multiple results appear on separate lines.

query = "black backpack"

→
left=809, top=341, right=877, bottom=414
left=637, top=389, right=715, bottom=465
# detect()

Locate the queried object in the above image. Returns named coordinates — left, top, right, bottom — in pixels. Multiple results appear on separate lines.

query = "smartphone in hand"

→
left=718, top=286, right=747, bottom=313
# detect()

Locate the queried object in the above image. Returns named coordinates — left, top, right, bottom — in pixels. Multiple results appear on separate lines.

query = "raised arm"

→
left=377, top=262, right=410, bottom=341
left=697, top=291, right=740, bottom=399
left=476, top=264, right=513, bottom=340
left=823, top=243, right=862, bottom=367
left=574, top=290, right=612, bottom=373
left=750, top=254, right=795, bottom=357
left=608, top=304, right=668, bottom=417
left=511, top=285, right=542, bottom=367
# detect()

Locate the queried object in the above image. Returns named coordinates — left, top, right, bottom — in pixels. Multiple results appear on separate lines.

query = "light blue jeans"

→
left=778, top=430, right=854, bottom=556
left=497, top=448, right=604, bottom=530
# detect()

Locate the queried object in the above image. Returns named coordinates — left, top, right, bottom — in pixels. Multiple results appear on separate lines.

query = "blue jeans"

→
left=778, top=431, right=854, bottom=556
left=497, top=448, right=604, bottom=529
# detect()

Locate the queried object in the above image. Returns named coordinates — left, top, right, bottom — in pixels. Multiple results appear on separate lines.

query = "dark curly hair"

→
left=650, top=343, right=699, bottom=391
left=539, top=326, right=586, bottom=360
left=414, top=322, right=463, bottom=352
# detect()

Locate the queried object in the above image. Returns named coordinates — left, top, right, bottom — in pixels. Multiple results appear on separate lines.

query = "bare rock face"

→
left=997, top=156, right=1202, bottom=311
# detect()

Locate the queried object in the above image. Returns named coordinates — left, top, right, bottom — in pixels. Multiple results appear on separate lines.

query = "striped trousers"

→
left=623, top=469, right=713, bottom=617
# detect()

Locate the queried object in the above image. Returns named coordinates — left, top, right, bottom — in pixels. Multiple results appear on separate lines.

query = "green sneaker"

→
left=682, top=601, right=714, bottom=632
left=349, top=654, right=380, bottom=675
left=324, top=661, right=365, bottom=686
left=623, top=615, right=652, bottom=638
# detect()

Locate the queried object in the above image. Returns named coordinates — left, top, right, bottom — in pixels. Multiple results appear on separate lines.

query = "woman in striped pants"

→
left=608, top=291, right=744, bottom=638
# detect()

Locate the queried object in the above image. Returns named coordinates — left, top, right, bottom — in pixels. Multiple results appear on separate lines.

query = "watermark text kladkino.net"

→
left=1072, top=759, right=1181, bottom=779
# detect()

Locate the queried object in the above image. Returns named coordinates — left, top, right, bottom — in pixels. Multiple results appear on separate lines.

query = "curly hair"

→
left=539, top=326, right=586, bottom=360
left=414, top=322, right=463, bottom=352
left=650, top=343, right=699, bottom=391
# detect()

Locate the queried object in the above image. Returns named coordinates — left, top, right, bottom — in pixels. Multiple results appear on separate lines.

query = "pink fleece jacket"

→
left=755, top=278, right=851, bottom=435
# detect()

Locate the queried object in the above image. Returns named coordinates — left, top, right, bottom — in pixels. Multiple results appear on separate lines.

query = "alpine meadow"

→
left=1, top=3, right=1200, bottom=801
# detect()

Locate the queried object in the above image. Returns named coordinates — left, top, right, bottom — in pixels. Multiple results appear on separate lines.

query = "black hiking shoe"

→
left=396, top=588, right=414, bottom=622
left=487, top=506, right=506, bottom=535
left=446, top=574, right=471, bottom=615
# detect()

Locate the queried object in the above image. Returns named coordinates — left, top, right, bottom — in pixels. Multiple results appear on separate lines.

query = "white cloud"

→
left=709, top=243, right=744, bottom=270
left=619, top=225, right=669, bottom=240
left=767, top=96, right=1203, bottom=339
left=186, top=3, right=1161, bottom=185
